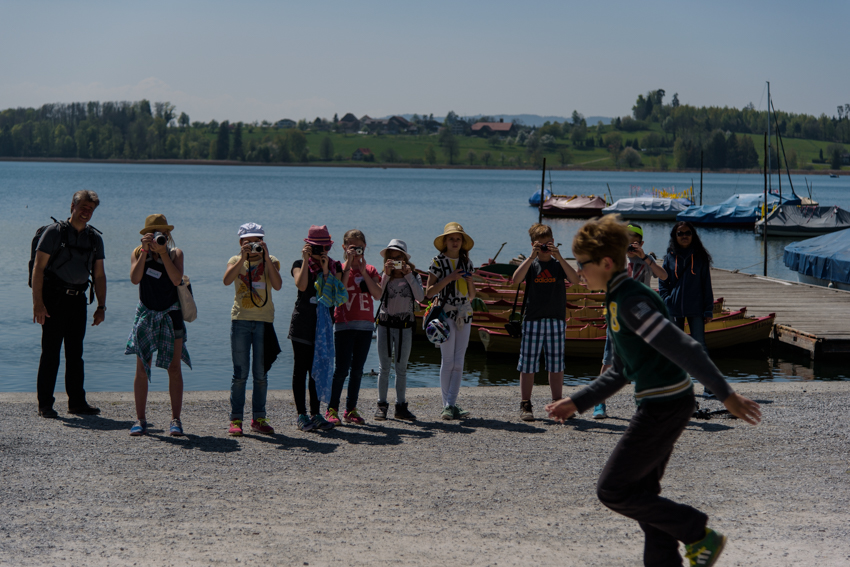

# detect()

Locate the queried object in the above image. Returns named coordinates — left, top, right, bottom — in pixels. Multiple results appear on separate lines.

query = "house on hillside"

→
left=387, top=115, right=410, bottom=134
left=471, top=118, right=516, bottom=137
left=359, top=115, right=412, bottom=134
left=352, top=148, right=373, bottom=161
left=339, top=113, right=360, bottom=132
left=274, top=119, right=296, bottom=129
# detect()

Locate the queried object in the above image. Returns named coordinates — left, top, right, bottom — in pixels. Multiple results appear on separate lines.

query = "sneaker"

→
left=325, top=408, right=341, bottom=426
left=68, top=403, right=100, bottom=415
left=453, top=405, right=470, bottom=419
left=592, top=404, right=608, bottom=419
left=296, top=414, right=315, bottom=432
left=520, top=400, right=534, bottom=422
left=343, top=408, right=365, bottom=425
left=684, top=528, right=727, bottom=567
left=394, top=402, right=416, bottom=421
left=441, top=406, right=455, bottom=420
left=311, top=413, right=335, bottom=430
left=129, top=420, right=148, bottom=436
left=374, top=402, right=389, bottom=421
left=169, top=418, right=185, bottom=436
left=250, top=418, right=274, bottom=435
left=38, top=406, right=58, bottom=419
left=228, top=420, right=244, bottom=436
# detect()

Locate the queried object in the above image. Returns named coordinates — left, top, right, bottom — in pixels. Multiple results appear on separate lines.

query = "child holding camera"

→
left=289, top=225, right=347, bottom=432
left=546, top=214, right=761, bottom=567
left=425, top=222, right=476, bottom=420
left=125, top=214, right=191, bottom=437
left=594, top=223, right=668, bottom=419
left=509, top=223, right=579, bottom=422
left=222, top=223, right=282, bottom=436
left=374, top=240, right=423, bottom=421
left=326, top=229, right=382, bottom=426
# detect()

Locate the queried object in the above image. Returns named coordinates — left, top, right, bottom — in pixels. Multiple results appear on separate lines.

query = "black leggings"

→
left=291, top=340, right=320, bottom=416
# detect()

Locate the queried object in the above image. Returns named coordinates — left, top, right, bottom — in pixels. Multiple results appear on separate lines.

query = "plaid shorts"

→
left=517, top=318, right=566, bottom=373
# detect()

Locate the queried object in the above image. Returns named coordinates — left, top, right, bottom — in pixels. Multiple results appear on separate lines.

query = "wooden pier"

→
left=707, top=268, right=850, bottom=359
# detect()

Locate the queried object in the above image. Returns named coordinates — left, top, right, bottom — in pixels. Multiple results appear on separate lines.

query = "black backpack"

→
left=29, top=217, right=102, bottom=304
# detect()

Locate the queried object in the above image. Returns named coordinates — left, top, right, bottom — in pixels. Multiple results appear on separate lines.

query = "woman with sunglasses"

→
left=658, top=222, right=714, bottom=366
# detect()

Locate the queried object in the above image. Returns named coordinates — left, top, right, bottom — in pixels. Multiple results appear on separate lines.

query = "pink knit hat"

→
left=304, top=225, right=333, bottom=246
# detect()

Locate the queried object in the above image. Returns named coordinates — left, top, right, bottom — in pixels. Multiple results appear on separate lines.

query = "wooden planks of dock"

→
left=707, top=268, right=850, bottom=359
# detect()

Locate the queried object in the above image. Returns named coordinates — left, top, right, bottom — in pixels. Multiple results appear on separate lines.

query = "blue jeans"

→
left=329, top=329, right=373, bottom=412
left=230, top=320, right=268, bottom=420
left=672, top=317, right=707, bottom=353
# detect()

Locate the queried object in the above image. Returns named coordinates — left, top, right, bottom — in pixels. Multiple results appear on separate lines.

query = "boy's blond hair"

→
left=572, top=215, right=630, bottom=271
left=528, top=223, right=553, bottom=242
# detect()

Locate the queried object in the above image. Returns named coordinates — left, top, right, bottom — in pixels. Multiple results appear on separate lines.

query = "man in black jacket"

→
left=32, top=190, right=107, bottom=418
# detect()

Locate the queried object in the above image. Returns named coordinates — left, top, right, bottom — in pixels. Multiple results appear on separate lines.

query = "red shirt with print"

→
left=334, top=264, right=380, bottom=324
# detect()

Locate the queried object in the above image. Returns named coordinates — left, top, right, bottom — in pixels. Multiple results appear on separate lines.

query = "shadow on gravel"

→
left=59, top=416, right=136, bottom=431
left=565, top=418, right=629, bottom=434
left=242, top=432, right=338, bottom=454
left=685, top=421, right=734, bottom=432
left=149, top=433, right=242, bottom=453
left=420, top=418, right=547, bottom=434
left=317, top=423, right=435, bottom=446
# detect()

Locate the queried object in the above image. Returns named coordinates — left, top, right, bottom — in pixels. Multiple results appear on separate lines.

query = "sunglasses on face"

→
left=676, top=231, right=692, bottom=237
left=575, top=258, right=599, bottom=271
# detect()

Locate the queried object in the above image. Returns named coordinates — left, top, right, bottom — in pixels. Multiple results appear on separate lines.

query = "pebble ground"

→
left=1, top=382, right=848, bottom=566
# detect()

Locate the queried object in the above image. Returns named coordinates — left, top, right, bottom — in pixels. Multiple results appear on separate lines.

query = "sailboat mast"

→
left=767, top=81, right=772, bottom=195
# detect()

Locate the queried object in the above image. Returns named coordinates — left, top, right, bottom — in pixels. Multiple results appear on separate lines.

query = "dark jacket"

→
left=658, top=247, right=713, bottom=318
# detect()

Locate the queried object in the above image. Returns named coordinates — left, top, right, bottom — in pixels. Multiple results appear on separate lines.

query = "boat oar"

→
left=491, top=242, right=507, bottom=263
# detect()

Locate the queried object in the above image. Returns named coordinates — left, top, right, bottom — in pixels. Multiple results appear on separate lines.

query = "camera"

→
left=250, top=243, right=264, bottom=254
left=539, top=244, right=549, bottom=252
left=392, top=261, right=404, bottom=270
left=153, top=232, right=167, bottom=246
left=311, top=244, right=325, bottom=255
left=353, top=247, right=364, bottom=255
left=628, top=243, right=639, bottom=252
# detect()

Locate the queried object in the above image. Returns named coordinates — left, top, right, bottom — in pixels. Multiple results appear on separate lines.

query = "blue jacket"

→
left=658, top=247, right=714, bottom=318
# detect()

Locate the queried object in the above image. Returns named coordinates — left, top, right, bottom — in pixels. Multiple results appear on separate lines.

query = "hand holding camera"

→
left=627, top=242, right=644, bottom=258
left=149, top=232, right=168, bottom=254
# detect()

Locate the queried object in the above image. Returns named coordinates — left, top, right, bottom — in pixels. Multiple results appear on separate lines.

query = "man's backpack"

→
left=29, top=217, right=102, bottom=304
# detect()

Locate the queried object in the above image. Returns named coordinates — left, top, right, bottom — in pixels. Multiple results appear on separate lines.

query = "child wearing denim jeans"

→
left=222, top=223, right=282, bottom=436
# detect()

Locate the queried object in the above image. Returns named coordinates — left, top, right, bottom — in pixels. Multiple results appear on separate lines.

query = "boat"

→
left=528, top=186, right=553, bottom=206
left=755, top=204, right=850, bottom=237
left=677, top=193, right=799, bottom=227
left=602, top=197, right=693, bottom=220
left=478, top=312, right=774, bottom=356
left=541, top=195, right=608, bottom=218
left=783, top=228, right=850, bottom=291
left=829, top=174, right=839, bottom=178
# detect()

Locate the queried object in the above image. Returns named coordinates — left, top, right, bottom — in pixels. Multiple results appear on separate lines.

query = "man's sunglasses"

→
left=575, top=258, right=600, bottom=271
left=676, top=231, right=692, bottom=237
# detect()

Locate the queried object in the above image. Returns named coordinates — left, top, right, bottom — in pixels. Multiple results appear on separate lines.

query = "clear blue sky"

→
left=1, top=0, right=847, bottom=123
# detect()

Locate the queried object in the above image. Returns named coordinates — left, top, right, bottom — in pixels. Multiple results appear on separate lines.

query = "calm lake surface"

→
left=2, top=161, right=848, bottom=393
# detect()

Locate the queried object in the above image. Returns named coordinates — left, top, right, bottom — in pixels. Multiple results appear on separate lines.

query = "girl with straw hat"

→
left=425, top=222, right=476, bottom=420
left=125, top=214, right=191, bottom=437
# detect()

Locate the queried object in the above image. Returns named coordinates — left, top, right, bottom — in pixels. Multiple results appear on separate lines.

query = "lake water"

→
left=2, top=161, right=848, bottom=393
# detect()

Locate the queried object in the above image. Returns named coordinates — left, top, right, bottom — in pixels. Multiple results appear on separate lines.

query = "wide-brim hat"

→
left=304, top=224, right=333, bottom=246
left=380, top=239, right=411, bottom=260
left=140, top=213, right=174, bottom=235
left=433, top=222, right=474, bottom=251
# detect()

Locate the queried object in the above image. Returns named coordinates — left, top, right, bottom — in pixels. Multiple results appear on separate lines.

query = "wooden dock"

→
left=707, top=268, right=850, bottom=359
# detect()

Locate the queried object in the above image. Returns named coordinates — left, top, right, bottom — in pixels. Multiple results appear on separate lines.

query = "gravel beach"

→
left=2, top=382, right=849, bottom=567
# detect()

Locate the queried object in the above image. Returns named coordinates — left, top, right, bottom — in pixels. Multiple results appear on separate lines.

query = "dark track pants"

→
left=36, top=290, right=88, bottom=409
left=596, top=394, right=707, bottom=567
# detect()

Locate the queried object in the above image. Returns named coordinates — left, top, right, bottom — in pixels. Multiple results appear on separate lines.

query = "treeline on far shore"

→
left=1, top=95, right=848, bottom=171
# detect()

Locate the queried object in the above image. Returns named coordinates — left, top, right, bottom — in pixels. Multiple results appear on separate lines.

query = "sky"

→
left=1, top=0, right=848, bottom=123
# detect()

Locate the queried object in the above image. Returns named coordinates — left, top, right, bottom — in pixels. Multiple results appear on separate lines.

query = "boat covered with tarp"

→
left=541, top=195, right=608, bottom=218
left=528, top=187, right=553, bottom=206
left=678, top=193, right=798, bottom=227
left=784, top=228, right=850, bottom=290
left=602, top=197, right=693, bottom=220
left=755, top=204, right=850, bottom=237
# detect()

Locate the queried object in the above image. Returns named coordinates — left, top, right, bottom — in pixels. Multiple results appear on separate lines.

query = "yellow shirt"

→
left=449, top=258, right=468, bottom=296
left=228, top=255, right=280, bottom=322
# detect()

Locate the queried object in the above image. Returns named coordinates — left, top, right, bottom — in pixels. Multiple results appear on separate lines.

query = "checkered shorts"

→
left=517, top=318, right=566, bottom=373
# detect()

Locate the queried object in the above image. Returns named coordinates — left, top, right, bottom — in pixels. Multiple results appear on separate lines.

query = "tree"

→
left=828, top=143, right=844, bottom=169
left=332, top=113, right=338, bottom=124
left=558, top=147, right=573, bottom=166
left=571, top=110, right=583, bottom=125
left=481, top=151, right=491, bottom=166
left=319, top=136, right=334, bottom=161
left=286, top=129, right=308, bottom=159
left=424, top=144, right=437, bottom=165
left=604, top=131, right=623, bottom=156
left=178, top=112, right=190, bottom=128
left=229, top=122, right=244, bottom=160
left=215, top=121, right=230, bottom=160
left=380, top=147, right=399, bottom=163
left=438, top=128, right=459, bottom=164
left=540, top=134, right=557, bottom=151
left=618, top=147, right=643, bottom=168
left=467, top=150, right=476, bottom=165
left=570, top=120, right=587, bottom=146
left=704, top=129, right=726, bottom=169
left=671, top=93, right=680, bottom=108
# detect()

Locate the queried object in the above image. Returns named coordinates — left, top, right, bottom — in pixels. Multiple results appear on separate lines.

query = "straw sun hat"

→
left=139, top=213, right=174, bottom=235
left=433, top=222, right=474, bottom=251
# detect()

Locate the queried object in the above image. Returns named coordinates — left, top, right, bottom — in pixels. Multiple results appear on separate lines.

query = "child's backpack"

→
left=29, top=217, right=102, bottom=304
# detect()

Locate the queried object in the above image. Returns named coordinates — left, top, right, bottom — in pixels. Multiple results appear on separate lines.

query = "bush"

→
left=618, top=147, right=643, bottom=168
left=380, top=147, right=399, bottom=163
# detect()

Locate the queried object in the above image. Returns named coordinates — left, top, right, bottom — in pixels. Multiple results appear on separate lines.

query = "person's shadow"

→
left=148, top=432, right=242, bottom=453
left=559, top=416, right=630, bottom=434
left=314, top=422, right=436, bottom=446
left=420, top=417, right=549, bottom=434
left=239, top=432, right=339, bottom=454
left=59, top=415, right=136, bottom=432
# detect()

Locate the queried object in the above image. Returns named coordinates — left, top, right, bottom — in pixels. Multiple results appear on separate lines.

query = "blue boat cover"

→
left=529, top=187, right=553, bottom=206
left=784, top=228, right=850, bottom=284
left=677, top=193, right=797, bottom=224
left=602, top=197, right=692, bottom=216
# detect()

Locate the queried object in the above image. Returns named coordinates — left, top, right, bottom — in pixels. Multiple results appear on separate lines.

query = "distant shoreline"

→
left=0, top=156, right=844, bottom=176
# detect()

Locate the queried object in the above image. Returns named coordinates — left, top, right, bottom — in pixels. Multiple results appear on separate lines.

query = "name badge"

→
left=253, top=281, right=266, bottom=290
left=309, top=296, right=318, bottom=304
left=146, top=268, right=162, bottom=279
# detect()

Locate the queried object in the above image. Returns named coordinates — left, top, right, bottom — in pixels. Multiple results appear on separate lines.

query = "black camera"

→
left=153, top=232, right=167, bottom=246
left=250, top=243, right=264, bottom=254
left=353, top=247, right=364, bottom=255
left=539, top=244, right=549, bottom=252
left=311, top=244, right=325, bottom=255
left=628, top=243, right=639, bottom=252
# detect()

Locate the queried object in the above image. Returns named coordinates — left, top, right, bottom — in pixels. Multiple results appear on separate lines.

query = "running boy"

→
left=510, top=223, right=579, bottom=421
left=546, top=215, right=761, bottom=567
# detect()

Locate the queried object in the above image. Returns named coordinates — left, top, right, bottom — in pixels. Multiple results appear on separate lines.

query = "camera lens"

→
left=354, top=247, right=364, bottom=255
left=251, top=243, right=264, bottom=254
left=539, top=245, right=549, bottom=252
left=154, top=232, right=167, bottom=246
